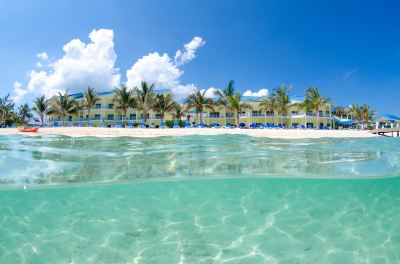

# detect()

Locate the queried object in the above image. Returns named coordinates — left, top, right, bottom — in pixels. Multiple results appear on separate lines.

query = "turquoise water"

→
left=1, top=135, right=400, bottom=263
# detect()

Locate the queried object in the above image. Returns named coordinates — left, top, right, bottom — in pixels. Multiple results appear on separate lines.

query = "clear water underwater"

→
left=0, top=135, right=400, bottom=263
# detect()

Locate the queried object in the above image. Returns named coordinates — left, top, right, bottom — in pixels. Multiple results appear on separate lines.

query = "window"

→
left=107, top=114, right=114, bottom=120
left=155, top=114, right=162, bottom=119
left=226, top=113, right=234, bottom=118
left=108, top=104, right=114, bottom=109
left=130, top=114, right=136, bottom=120
left=252, top=111, right=261, bottom=117
left=326, top=111, right=330, bottom=116
left=319, top=110, right=323, bottom=117
left=95, top=103, right=101, bottom=109
left=291, top=111, right=298, bottom=115
left=140, top=113, right=150, bottom=120
left=306, top=122, right=314, bottom=128
left=265, top=111, right=274, bottom=116
left=68, top=116, right=72, bottom=121
left=306, top=111, right=314, bottom=116
left=79, top=115, right=83, bottom=121
left=210, top=112, right=220, bottom=118
left=94, top=114, right=101, bottom=120
left=120, top=115, right=125, bottom=120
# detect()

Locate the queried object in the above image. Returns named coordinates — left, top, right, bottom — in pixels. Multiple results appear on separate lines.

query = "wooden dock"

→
left=369, top=127, right=400, bottom=137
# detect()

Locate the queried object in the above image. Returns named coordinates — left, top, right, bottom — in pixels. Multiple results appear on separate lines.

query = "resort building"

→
left=47, top=90, right=334, bottom=128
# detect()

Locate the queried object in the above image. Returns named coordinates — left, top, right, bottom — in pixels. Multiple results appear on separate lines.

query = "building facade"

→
left=48, top=91, right=334, bottom=128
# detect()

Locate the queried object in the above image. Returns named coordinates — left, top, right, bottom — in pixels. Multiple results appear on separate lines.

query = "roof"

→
left=69, top=89, right=169, bottom=99
left=376, top=113, right=400, bottom=122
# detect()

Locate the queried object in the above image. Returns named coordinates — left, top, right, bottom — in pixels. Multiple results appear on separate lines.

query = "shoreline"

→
left=0, top=127, right=377, bottom=138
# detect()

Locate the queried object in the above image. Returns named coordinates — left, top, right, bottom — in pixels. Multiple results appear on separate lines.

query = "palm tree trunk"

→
left=317, top=111, right=320, bottom=129
left=236, top=112, right=240, bottom=128
left=41, top=113, right=44, bottom=126
left=200, top=111, right=203, bottom=123
left=88, top=109, right=91, bottom=123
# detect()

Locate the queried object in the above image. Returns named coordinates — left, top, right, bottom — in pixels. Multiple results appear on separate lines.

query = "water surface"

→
left=0, top=135, right=399, bottom=263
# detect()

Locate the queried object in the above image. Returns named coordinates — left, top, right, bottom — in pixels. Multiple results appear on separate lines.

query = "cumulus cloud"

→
left=174, top=37, right=205, bottom=66
left=243, top=88, right=269, bottom=97
left=126, top=36, right=205, bottom=101
left=11, top=82, right=28, bottom=102
left=14, top=29, right=120, bottom=100
left=36, top=52, right=48, bottom=60
left=201, top=87, right=220, bottom=99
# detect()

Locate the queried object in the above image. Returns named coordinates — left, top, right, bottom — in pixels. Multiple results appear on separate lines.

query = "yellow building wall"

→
left=48, top=93, right=333, bottom=128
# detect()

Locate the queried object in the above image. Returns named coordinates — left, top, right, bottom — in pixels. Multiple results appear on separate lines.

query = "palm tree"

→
left=32, top=95, right=50, bottom=125
left=17, top=103, right=33, bottom=124
left=152, top=93, right=175, bottom=121
left=112, top=85, right=136, bottom=124
left=225, top=92, right=252, bottom=127
left=49, top=90, right=79, bottom=125
left=348, top=104, right=362, bottom=123
left=332, top=106, right=347, bottom=119
left=214, top=80, right=235, bottom=102
left=259, top=93, right=278, bottom=125
left=275, top=85, right=291, bottom=126
left=304, top=86, right=331, bottom=129
left=171, top=103, right=185, bottom=121
left=134, top=81, right=156, bottom=123
left=184, top=90, right=215, bottom=123
left=0, top=94, right=15, bottom=127
left=360, top=104, right=375, bottom=128
left=81, top=87, right=100, bottom=122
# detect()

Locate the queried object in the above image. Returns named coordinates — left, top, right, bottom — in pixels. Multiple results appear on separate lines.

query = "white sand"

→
left=0, top=127, right=377, bottom=138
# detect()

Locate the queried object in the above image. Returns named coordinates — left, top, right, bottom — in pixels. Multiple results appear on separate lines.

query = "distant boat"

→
left=18, top=127, right=39, bottom=133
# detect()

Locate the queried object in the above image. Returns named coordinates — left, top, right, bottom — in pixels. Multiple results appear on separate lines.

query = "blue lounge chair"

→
left=159, top=121, right=166, bottom=128
left=211, top=122, right=219, bottom=128
left=173, top=121, right=180, bottom=128
left=239, top=123, right=246, bottom=129
left=250, top=122, right=257, bottom=129
left=278, top=124, right=284, bottom=129
left=139, top=122, right=146, bottom=128
left=199, top=122, right=205, bottom=128
left=184, top=121, right=191, bottom=128
left=300, top=124, right=305, bottom=129
left=225, top=122, right=231, bottom=128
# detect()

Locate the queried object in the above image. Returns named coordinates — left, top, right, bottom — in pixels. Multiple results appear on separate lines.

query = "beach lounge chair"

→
left=211, top=122, right=219, bottom=128
left=278, top=124, right=284, bottom=129
left=159, top=121, right=166, bottom=128
left=184, top=121, right=191, bottom=128
left=225, top=122, right=231, bottom=128
left=250, top=122, right=257, bottom=129
left=139, top=122, right=146, bottom=128
left=199, top=122, right=205, bottom=128
left=173, top=121, right=180, bottom=128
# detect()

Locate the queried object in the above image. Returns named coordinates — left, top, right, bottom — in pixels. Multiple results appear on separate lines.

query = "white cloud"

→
left=174, top=37, right=205, bottom=66
left=11, top=82, right=28, bottom=102
left=36, top=62, right=42, bottom=68
left=343, top=68, right=358, bottom=81
left=201, top=87, right=220, bottom=99
left=243, top=88, right=269, bottom=97
left=36, top=52, right=48, bottom=60
left=126, top=37, right=205, bottom=101
left=15, top=29, right=120, bottom=100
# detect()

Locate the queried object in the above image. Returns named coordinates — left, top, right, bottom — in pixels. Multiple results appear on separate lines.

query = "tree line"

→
left=0, top=80, right=375, bottom=127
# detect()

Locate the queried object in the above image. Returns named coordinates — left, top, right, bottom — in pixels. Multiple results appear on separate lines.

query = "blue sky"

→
left=0, top=0, right=399, bottom=115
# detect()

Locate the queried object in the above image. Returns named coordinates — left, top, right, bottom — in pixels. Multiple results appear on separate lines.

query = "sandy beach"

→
left=0, top=127, right=377, bottom=138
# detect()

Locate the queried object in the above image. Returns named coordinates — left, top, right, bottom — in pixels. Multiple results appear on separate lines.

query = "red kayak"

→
left=18, top=127, right=39, bottom=133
